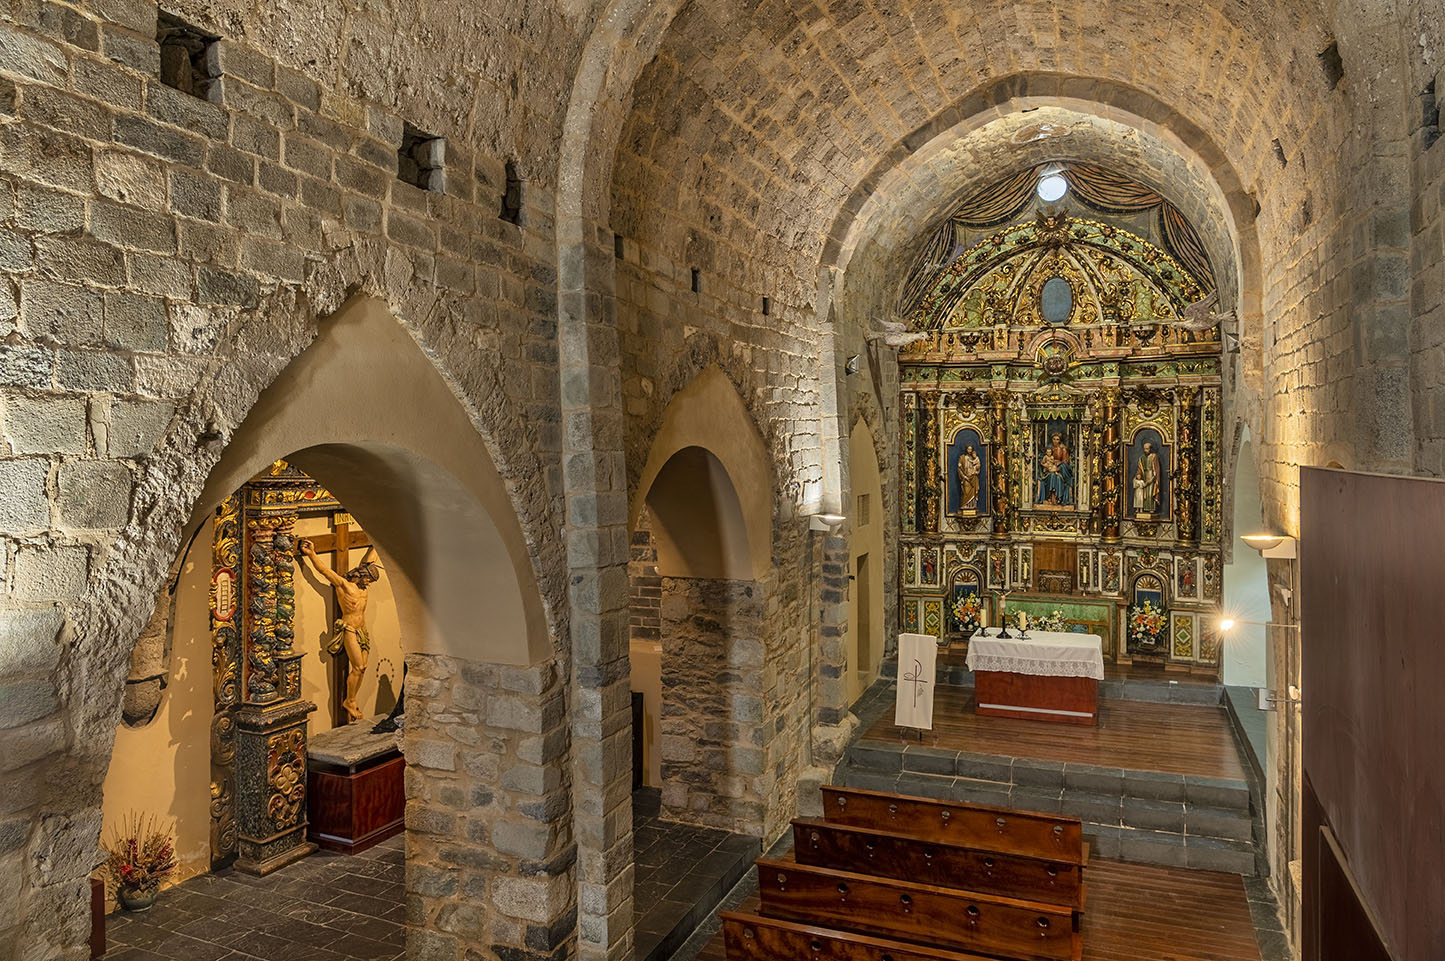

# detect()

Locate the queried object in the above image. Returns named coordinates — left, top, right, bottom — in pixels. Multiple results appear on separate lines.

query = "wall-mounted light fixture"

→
left=1242, top=532, right=1297, bottom=559
left=1216, top=615, right=1302, bottom=711
left=809, top=513, right=846, bottom=532
left=844, top=355, right=860, bottom=374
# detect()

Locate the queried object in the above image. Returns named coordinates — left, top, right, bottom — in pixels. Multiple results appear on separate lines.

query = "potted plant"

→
left=1034, top=608, right=1068, bottom=632
left=1127, top=600, right=1167, bottom=650
left=104, top=814, right=176, bottom=911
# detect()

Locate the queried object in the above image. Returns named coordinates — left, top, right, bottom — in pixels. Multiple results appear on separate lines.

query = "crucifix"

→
left=299, top=513, right=372, bottom=726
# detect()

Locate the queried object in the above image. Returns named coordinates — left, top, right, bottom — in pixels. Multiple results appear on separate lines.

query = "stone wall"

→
left=403, top=652, right=575, bottom=961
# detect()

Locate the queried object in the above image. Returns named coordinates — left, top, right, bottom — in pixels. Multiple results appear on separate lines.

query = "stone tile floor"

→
left=102, top=797, right=758, bottom=961
left=102, top=836, right=405, bottom=961
left=631, top=790, right=759, bottom=961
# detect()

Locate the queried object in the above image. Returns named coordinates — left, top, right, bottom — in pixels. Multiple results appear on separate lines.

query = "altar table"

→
left=965, top=629, right=1104, bottom=725
left=307, top=715, right=405, bottom=854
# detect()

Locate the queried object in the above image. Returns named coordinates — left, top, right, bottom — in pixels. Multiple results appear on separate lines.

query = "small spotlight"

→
left=1218, top=618, right=1236, bottom=632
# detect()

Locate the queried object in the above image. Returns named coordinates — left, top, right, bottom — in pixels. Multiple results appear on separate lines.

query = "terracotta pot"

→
left=116, top=885, right=158, bottom=912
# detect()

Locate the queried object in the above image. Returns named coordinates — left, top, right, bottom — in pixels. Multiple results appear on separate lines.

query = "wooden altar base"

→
left=306, top=716, right=405, bottom=855
left=974, top=670, right=1098, bottom=725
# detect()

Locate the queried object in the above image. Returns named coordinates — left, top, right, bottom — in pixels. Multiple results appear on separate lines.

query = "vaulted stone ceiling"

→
left=609, top=0, right=1343, bottom=314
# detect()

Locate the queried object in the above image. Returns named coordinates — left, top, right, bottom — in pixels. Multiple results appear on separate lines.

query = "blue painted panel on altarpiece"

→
left=946, top=429, right=988, bottom=514
left=1127, top=427, right=1171, bottom=519
left=1032, top=419, right=1078, bottom=507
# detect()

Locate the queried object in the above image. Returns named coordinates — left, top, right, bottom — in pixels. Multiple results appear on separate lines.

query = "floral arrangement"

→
left=1033, top=609, right=1068, bottom=632
left=1128, top=600, right=1167, bottom=648
left=104, top=814, right=176, bottom=895
left=951, top=591, right=983, bottom=634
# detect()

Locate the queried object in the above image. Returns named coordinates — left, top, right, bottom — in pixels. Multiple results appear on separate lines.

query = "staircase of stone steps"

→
left=839, top=739, right=1260, bottom=875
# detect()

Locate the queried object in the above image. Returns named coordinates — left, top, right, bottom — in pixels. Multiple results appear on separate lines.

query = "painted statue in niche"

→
left=920, top=548, right=938, bottom=585
left=1033, top=420, right=1076, bottom=508
left=1128, top=428, right=1170, bottom=519
left=947, top=428, right=987, bottom=515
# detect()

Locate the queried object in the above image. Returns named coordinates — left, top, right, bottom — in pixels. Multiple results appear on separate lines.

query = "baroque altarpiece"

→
left=896, top=165, right=1225, bottom=669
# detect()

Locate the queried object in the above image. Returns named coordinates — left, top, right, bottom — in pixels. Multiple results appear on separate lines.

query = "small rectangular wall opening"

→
left=397, top=123, right=446, bottom=192
left=1422, top=78, right=1440, bottom=150
left=1318, top=40, right=1343, bottom=91
left=690, top=268, right=700, bottom=294
left=614, top=233, right=625, bottom=258
left=157, top=11, right=218, bottom=99
left=761, top=295, right=771, bottom=316
left=500, top=160, right=523, bottom=224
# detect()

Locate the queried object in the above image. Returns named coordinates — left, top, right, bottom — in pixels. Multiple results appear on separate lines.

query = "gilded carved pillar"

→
left=1174, top=387, right=1200, bottom=544
left=233, top=476, right=317, bottom=875
left=920, top=391, right=941, bottom=534
left=1200, top=388, right=1222, bottom=544
left=209, top=495, right=240, bottom=867
left=903, top=392, right=918, bottom=535
left=990, top=390, right=1010, bottom=537
left=1100, top=388, right=1122, bottom=541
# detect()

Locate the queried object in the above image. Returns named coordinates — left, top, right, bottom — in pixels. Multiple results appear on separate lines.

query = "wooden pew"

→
left=820, top=785, right=1085, bottom=865
left=791, top=817, right=1085, bottom=913
left=722, top=911, right=1001, bottom=961
left=754, top=857, right=1081, bottom=961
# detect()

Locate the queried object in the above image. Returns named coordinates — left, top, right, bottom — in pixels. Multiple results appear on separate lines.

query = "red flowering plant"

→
left=1127, top=600, right=1168, bottom=648
left=104, top=814, right=176, bottom=895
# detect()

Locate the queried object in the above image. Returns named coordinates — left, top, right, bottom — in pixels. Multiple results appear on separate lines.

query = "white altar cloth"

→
left=965, top=629, right=1105, bottom=681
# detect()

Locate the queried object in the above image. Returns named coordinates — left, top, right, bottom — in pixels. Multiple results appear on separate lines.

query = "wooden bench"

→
left=722, top=911, right=1001, bottom=961
left=753, top=856, right=1081, bottom=961
left=791, top=817, right=1085, bottom=912
left=820, top=786, right=1085, bottom=865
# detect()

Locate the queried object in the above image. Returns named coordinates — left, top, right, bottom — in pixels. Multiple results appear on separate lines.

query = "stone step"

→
left=851, top=740, right=1251, bottom=810
left=840, top=766, right=1257, bottom=874
left=878, top=661, right=1224, bottom=707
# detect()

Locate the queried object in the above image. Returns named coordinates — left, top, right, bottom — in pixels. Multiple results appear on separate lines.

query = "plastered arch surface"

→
left=189, top=296, right=548, bottom=665
left=631, top=366, right=772, bottom=581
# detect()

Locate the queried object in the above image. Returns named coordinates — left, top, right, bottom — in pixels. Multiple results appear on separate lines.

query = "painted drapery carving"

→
left=898, top=199, right=1224, bottom=668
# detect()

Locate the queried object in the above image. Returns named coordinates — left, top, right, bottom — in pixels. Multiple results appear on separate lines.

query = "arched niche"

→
left=631, top=366, right=772, bottom=581
left=847, top=418, right=885, bottom=703
left=185, top=295, right=548, bottom=666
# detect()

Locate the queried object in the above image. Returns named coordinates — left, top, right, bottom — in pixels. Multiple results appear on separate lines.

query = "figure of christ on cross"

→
left=299, top=526, right=380, bottom=724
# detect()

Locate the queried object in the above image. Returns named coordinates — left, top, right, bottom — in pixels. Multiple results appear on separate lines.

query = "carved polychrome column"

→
left=989, top=390, right=1010, bottom=537
left=920, top=390, right=941, bottom=534
left=209, top=494, right=240, bottom=868
left=234, top=475, right=317, bottom=874
left=1200, top=388, right=1222, bottom=545
left=902, top=392, right=919, bottom=535
left=1100, top=388, right=1122, bottom=541
left=1174, top=387, right=1200, bottom=544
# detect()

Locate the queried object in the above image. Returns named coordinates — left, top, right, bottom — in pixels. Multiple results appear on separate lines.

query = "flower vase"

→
left=117, top=885, right=158, bottom=912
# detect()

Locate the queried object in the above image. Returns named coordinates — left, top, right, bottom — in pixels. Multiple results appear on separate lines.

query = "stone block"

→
left=34, top=236, right=126, bottom=287
left=900, top=745, right=957, bottom=775
left=2, top=392, right=87, bottom=454
left=129, top=252, right=197, bottom=299
left=72, top=54, right=144, bottom=110
left=492, top=820, right=552, bottom=860
left=195, top=265, right=259, bottom=307
left=90, top=199, right=177, bottom=254
left=408, top=739, right=456, bottom=771
left=13, top=544, right=88, bottom=601
left=0, top=21, right=68, bottom=85
left=204, top=39, right=275, bottom=89
left=0, top=680, right=59, bottom=729
left=955, top=750, right=1011, bottom=783
left=492, top=874, right=568, bottom=923
left=1011, top=757, right=1064, bottom=790
left=0, top=610, right=63, bottom=677
left=54, top=349, right=131, bottom=392
left=0, top=458, right=49, bottom=529
left=1060, top=790, right=1122, bottom=825
left=57, top=459, right=132, bottom=528
left=22, top=86, right=110, bottom=141
left=1122, top=796, right=1185, bottom=832
left=0, top=124, right=91, bottom=193
left=103, top=291, right=168, bottom=351
left=846, top=741, right=901, bottom=772
left=0, top=345, right=51, bottom=389
left=36, top=2, right=100, bottom=51
left=101, top=24, right=158, bottom=75
left=205, top=142, right=256, bottom=184
left=1184, top=836, right=1255, bottom=875
left=0, top=229, right=30, bottom=273
left=1184, top=774, right=1251, bottom=810
left=21, top=279, right=102, bottom=345
left=1118, top=828, right=1188, bottom=867
left=106, top=398, right=174, bottom=458
left=1185, top=805, right=1254, bottom=841
left=276, top=66, right=320, bottom=113
left=114, top=114, right=204, bottom=167
left=167, top=167, right=223, bottom=223
left=1063, top=763, right=1125, bottom=794
left=16, top=183, right=85, bottom=235
left=94, top=149, right=167, bottom=208
left=1121, top=769, right=1186, bottom=801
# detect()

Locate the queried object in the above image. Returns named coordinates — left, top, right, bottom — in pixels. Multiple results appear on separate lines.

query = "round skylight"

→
left=1037, top=173, right=1068, bottom=203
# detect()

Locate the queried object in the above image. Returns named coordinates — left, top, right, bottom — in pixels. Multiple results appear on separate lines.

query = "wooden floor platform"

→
left=692, top=858, right=1263, bottom=961
left=862, top=686, right=1245, bottom=780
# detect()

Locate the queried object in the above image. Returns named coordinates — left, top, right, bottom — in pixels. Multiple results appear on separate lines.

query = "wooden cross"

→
left=302, top=512, right=371, bottom=726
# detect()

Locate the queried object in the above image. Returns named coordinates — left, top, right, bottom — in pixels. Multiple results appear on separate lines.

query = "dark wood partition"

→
left=1301, top=468, right=1445, bottom=961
